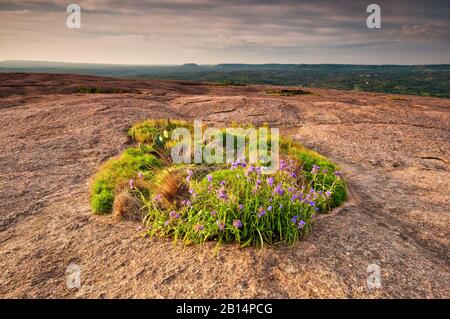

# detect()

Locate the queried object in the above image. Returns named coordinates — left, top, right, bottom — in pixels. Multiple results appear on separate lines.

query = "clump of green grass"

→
left=90, top=147, right=161, bottom=214
left=89, top=119, right=347, bottom=251
left=78, top=87, right=133, bottom=94
left=264, top=89, right=312, bottom=96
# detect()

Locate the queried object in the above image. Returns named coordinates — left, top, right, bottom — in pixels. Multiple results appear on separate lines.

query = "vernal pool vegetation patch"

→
left=89, top=119, right=347, bottom=250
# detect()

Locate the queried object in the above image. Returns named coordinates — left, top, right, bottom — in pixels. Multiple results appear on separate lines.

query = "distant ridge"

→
left=1, top=60, right=449, bottom=98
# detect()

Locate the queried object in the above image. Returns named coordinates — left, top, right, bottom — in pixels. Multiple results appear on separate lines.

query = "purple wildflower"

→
left=257, top=207, right=266, bottom=218
left=207, top=175, right=213, bottom=182
left=170, top=211, right=181, bottom=219
left=129, top=179, right=134, bottom=189
left=325, top=190, right=332, bottom=197
left=210, top=210, right=217, bottom=216
left=186, top=169, right=193, bottom=182
left=298, top=220, right=306, bottom=229
left=279, top=159, right=287, bottom=171
left=311, top=165, right=320, bottom=174
left=153, top=194, right=162, bottom=203
left=164, top=220, right=170, bottom=226
left=233, top=219, right=243, bottom=228
left=238, top=204, right=244, bottom=210
left=274, top=184, right=284, bottom=196
left=267, top=205, right=273, bottom=211
left=290, top=172, right=297, bottom=178
left=216, top=220, right=225, bottom=231
left=181, top=199, right=192, bottom=207
left=291, top=215, right=299, bottom=224
left=137, top=172, right=143, bottom=179
left=217, top=186, right=228, bottom=201
left=267, top=177, right=274, bottom=186
left=194, top=224, right=204, bottom=232
left=334, top=171, right=342, bottom=178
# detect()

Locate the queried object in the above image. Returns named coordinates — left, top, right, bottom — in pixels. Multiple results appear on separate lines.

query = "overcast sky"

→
left=0, top=0, right=449, bottom=64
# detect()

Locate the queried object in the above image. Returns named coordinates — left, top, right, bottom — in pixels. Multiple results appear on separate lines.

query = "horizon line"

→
left=2, top=59, right=450, bottom=67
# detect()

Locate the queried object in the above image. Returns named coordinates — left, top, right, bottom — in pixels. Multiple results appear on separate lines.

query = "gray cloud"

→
left=0, top=0, right=448, bottom=64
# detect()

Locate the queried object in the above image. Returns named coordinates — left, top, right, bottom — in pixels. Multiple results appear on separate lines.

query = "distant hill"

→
left=1, top=60, right=449, bottom=98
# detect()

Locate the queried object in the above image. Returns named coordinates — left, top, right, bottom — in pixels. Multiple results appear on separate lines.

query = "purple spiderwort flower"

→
left=216, top=220, right=225, bottom=231
left=153, top=194, right=162, bottom=203
left=186, top=169, right=193, bottom=182
left=181, top=199, right=192, bottom=207
left=279, top=159, right=287, bottom=171
left=194, top=224, right=204, bottom=232
left=274, top=184, right=284, bottom=196
left=217, top=186, right=228, bottom=201
left=245, top=165, right=255, bottom=176
left=170, top=211, right=181, bottom=219
left=290, top=172, right=297, bottom=178
left=257, top=207, right=266, bottom=218
left=238, top=204, right=244, bottom=210
left=164, top=220, right=170, bottom=226
left=291, top=215, right=299, bottom=224
left=137, top=172, right=143, bottom=179
left=233, top=219, right=242, bottom=228
left=325, top=190, right=332, bottom=197
left=220, top=180, right=226, bottom=186
left=298, top=220, right=306, bottom=229
left=267, top=206, right=272, bottom=211
left=267, top=177, right=274, bottom=186
left=129, top=179, right=134, bottom=189
left=210, top=210, right=217, bottom=216
left=334, top=171, right=342, bottom=178
left=311, top=165, right=320, bottom=174
left=207, top=175, right=213, bottom=182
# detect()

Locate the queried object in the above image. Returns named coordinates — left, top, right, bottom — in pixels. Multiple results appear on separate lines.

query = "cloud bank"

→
left=0, top=0, right=449, bottom=64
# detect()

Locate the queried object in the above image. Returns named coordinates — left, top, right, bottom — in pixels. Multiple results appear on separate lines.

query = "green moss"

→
left=90, top=147, right=161, bottom=214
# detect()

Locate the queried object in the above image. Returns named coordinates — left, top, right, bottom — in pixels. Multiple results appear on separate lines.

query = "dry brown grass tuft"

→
left=113, top=190, right=143, bottom=221
left=151, top=168, right=189, bottom=208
